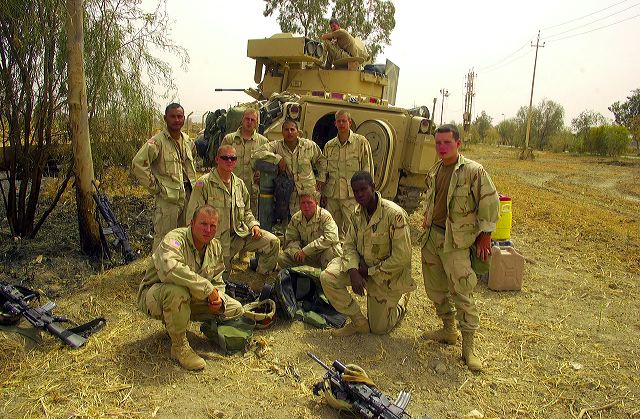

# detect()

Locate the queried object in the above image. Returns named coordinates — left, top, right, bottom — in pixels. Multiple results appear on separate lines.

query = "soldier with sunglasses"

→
left=186, top=145, right=280, bottom=276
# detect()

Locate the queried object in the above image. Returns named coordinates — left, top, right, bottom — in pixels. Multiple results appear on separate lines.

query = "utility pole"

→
left=523, top=30, right=545, bottom=159
left=430, top=97, right=437, bottom=131
left=463, top=69, right=475, bottom=132
left=439, top=88, right=449, bottom=125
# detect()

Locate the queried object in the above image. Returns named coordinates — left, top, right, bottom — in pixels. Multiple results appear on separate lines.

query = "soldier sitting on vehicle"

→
left=137, top=205, right=243, bottom=371
left=320, top=171, right=415, bottom=337
left=321, top=18, right=367, bottom=70
left=278, top=192, right=342, bottom=270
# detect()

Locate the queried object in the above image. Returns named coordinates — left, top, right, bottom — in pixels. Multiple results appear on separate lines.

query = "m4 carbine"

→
left=308, top=352, right=417, bottom=419
left=92, top=181, right=136, bottom=263
left=0, top=282, right=105, bottom=348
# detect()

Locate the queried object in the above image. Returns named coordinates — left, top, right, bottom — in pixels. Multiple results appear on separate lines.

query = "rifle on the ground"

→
left=223, top=277, right=258, bottom=304
left=0, top=282, right=106, bottom=348
left=92, top=181, right=136, bottom=263
left=308, top=352, right=415, bottom=419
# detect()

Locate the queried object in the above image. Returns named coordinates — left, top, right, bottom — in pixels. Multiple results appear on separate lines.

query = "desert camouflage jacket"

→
left=131, top=128, right=196, bottom=204
left=423, top=154, right=499, bottom=252
left=284, top=207, right=342, bottom=258
left=321, top=131, right=374, bottom=199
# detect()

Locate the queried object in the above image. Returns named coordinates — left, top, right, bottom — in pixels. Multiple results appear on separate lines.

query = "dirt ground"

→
left=1, top=145, right=639, bottom=418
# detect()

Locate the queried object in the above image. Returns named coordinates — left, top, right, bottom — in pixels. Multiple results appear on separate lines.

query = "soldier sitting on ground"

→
left=136, top=205, right=243, bottom=371
left=278, top=192, right=342, bottom=270
left=319, top=171, right=415, bottom=337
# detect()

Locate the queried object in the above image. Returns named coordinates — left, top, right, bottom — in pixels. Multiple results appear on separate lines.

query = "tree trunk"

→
left=66, top=0, right=101, bottom=256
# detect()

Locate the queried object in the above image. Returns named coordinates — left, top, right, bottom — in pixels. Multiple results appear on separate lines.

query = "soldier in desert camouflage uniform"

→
left=252, top=119, right=326, bottom=220
left=320, top=110, right=374, bottom=238
left=278, top=192, right=342, bottom=270
left=131, top=103, right=196, bottom=250
left=420, top=124, right=499, bottom=371
left=187, top=145, right=280, bottom=275
left=320, top=171, right=415, bottom=337
left=137, top=205, right=243, bottom=371
left=220, top=108, right=269, bottom=212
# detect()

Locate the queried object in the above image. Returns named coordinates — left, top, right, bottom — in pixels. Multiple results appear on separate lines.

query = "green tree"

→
left=263, top=0, right=395, bottom=59
left=0, top=0, right=185, bottom=240
left=471, top=111, right=492, bottom=143
left=583, top=125, right=631, bottom=156
left=571, top=110, right=607, bottom=135
left=548, top=128, right=578, bottom=153
left=608, top=88, right=640, bottom=128
left=496, top=118, right=519, bottom=146
left=532, top=99, right=565, bottom=150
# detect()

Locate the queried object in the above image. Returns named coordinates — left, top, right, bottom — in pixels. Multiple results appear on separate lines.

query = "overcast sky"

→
left=154, top=0, right=640, bottom=127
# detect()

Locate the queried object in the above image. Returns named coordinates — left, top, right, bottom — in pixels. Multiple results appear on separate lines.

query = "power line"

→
left=480, top=49, right=534, bottom=74
left=541, top=0, right=630, bottom=30
left=545, top=12, right=640, bottom=43
left=543, top=2, right=639, bottom=40
left=477, top=40, right=530, bottom=71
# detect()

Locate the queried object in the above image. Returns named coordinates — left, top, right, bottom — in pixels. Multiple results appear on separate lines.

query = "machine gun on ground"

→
left=0, top=282, right=106, bottom=348
left=92, top=181, right=136, bottom=263
left=308, top=352, right=418, bottom=419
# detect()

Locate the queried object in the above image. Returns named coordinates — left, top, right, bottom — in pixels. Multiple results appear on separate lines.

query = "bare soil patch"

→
left=1, top=147, right=639, bottom=418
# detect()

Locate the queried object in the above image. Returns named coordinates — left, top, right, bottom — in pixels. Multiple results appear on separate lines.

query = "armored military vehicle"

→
left=200, top=33, right=436, bottom=214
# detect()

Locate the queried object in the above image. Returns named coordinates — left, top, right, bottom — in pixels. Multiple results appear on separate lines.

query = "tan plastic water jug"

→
left=488, top=246, right=524, bottom=291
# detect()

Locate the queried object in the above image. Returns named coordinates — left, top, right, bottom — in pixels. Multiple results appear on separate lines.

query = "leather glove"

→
left=208, top=289, right=223, bottom=313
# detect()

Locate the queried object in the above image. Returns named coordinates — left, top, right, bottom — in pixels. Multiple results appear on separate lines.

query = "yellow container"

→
left=491, top=194, right=512, bottom=240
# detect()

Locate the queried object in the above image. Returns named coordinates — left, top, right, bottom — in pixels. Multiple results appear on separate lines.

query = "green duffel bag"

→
left=200, top=317, right=256, bottom=354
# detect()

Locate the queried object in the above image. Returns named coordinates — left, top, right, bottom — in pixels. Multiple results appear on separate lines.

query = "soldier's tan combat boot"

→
left=461, top=331, right=483, bottom=372
left=332, top=315, right=369, bottom=337
left=422, top=318, right=460, bottom=345
left=169, top=333, right=206, bottom=371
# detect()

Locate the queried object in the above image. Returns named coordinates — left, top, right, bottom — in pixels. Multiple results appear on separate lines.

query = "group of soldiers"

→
left=131, top=102, right=499, bottom=374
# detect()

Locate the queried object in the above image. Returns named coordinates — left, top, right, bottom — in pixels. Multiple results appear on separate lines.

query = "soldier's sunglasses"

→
left=219, top=155, right=238, bottom=161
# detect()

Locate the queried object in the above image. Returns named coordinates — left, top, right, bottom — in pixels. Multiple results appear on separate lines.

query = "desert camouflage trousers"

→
left=153, top=190, right=190, bottom=251
left=138, top=283, right=243, bottom=335
left=421, top=228, right=479, bottom=332
left=223, top=229, right=280, bottom=275
left=325, top=197, right=357, bottom=239
left=320, top=258, right=410, bottom=335
left=278, top=247, right=340, bottom=271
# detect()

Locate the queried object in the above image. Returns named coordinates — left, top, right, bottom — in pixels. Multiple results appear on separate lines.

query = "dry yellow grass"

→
left=1, top=145, right=639, bottom=418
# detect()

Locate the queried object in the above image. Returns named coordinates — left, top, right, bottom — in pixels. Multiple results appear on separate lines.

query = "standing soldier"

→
left=278, top=192, right=342, bottom=270
left=186, top=145, right=280, bottom=276
left=137, top=205, right=244, bottom=370
left=420, top=124, right=499, bottom=372
left=321, top=110, right=374, bottom=237
left=220, top=108, right=269, bottom=212
left=131, top=103, right=196, bottom=250
left=252, top=119, right=326, bottom=222
left=320, top=171, right=415, bottom=337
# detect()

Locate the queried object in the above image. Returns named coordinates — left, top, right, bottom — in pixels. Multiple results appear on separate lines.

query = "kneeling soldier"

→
left=137, top=205, right=243, bottom=370
left=320, top=171, right=415, bottom=336
left=278, top=192, right=342, bottom=270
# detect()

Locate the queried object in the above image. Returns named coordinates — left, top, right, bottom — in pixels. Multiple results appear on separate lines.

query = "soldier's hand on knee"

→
left=251, top=226, right=262, bottom=240
left=348, top=269, right=367, bottom=296
left=294, top=250, right=306, bottom=262
left=208, top=289, right=223, bottom=313
left=357, top=261, right=369, bottom=279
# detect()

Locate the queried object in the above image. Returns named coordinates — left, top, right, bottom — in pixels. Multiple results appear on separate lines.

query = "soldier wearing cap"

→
left=320, top=171, right=415, bottom=337
left=278, top=192, right=342, bottom=270
left=137, top=205, right=243, bottom=370
left=420, top=124, right=499, bottom=371
left=186, top=144, right=280, bottom=275
left=320, top=110, right=374, bottom=238
left=252, top=119, right=326, bottom=221
left=220, top=108, right=269, bottom=212
left=131, top=103, right=196, bottom=250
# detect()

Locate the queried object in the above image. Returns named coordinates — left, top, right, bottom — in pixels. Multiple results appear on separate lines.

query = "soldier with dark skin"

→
left=320, top=171, right=415, bottom=337
left=420, top=124, right=499, bottom=371
left=131, top=103, right=196, bottom=250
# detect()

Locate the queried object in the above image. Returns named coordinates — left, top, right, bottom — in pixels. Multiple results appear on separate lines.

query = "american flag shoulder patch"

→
left=147, top=138, right=156, bottom=144
left=196, top=181, right=204, bottom=187
left=169, top=239, right=181, bottom=249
